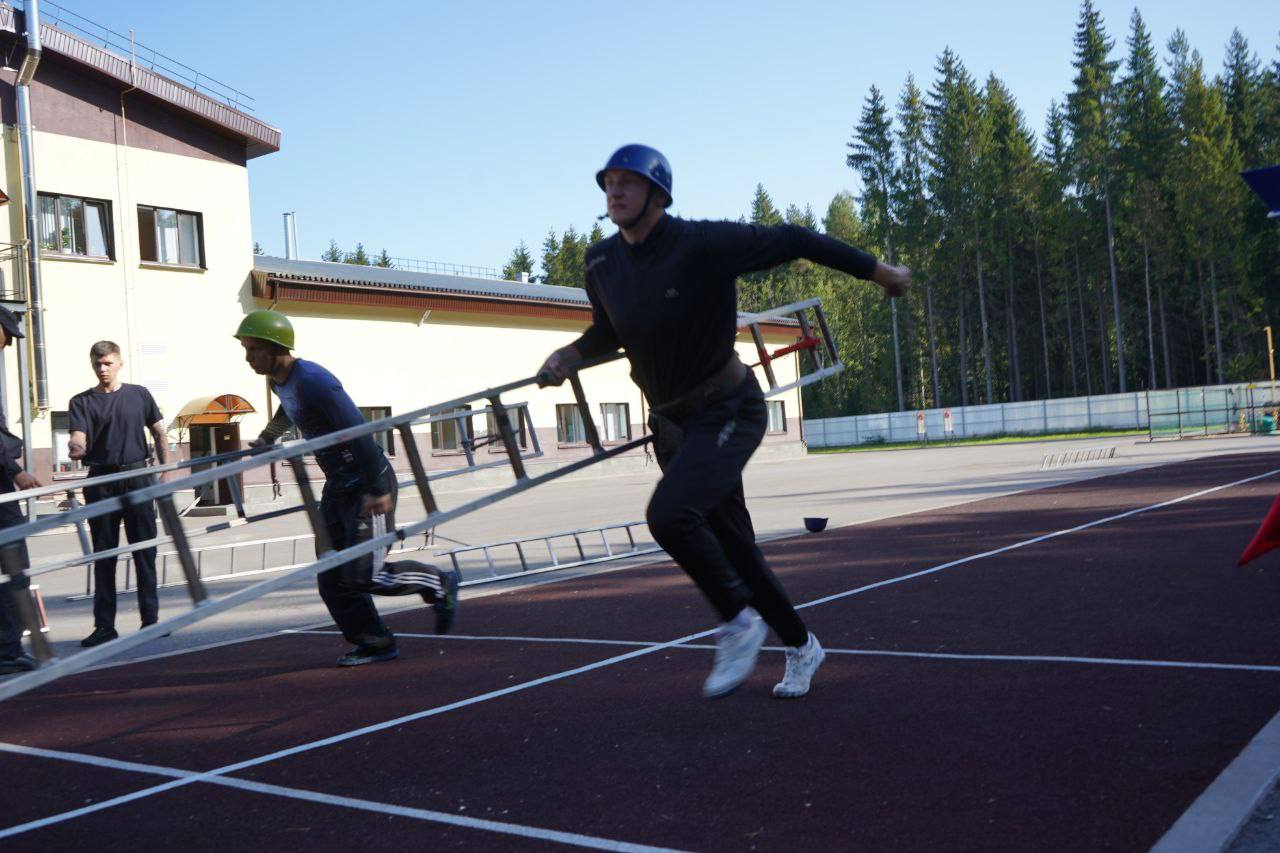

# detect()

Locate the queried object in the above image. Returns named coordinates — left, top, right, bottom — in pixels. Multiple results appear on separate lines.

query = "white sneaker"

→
left=702, top=608, right=767, bottom=699
left=773, top=633, right=825, bottom=698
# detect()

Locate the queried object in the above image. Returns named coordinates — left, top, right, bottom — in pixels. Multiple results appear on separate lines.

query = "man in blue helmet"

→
left=237, top=310, right=460, bottom=667
left=538, top=144, right=910, bottom=699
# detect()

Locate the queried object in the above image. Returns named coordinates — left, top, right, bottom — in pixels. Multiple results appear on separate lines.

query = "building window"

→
left=431, top=406, right=472, bottom=452
left=138, top=205, right=203, bottom=267
left=38, top=193, right=112, bottom=259
left=359, top=406, right=395, bottom=456
left=556, top=404, right=588, bottom=445
left=485, top=407, right=528, bottom=452
left=766, top=400, right=786, bottom=434
left=51, top=412, right=84, bottom=474
left=600, top=403, right=630, bottom=442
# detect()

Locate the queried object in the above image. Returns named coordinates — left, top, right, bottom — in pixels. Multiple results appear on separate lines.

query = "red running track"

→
left=2, top=450, right=1279, bottom=851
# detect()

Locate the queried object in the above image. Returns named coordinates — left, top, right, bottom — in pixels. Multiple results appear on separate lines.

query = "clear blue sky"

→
left=77, top=1, right=1280, bottom=273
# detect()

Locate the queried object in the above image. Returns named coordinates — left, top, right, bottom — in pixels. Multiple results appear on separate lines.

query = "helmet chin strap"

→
left=610, top=186, right=656, bottom=231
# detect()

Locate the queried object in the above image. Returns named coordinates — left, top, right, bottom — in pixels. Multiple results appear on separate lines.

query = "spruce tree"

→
left=926, top=48, right=986, bottom=404
left=1042, top=100, right=1083, bottom=396
left=503, top=240, right=535, bottom=280
left=982, top=74, right=1037, bottom=401
left=741, top=185, right=785, bottom=312
left=539, top=230, right=561, bottom=285
left=344, top=243, right=370, bottom=265
left=558, top=227, right=587, bottom=287
left=895, top=73, right=939, bottom=407
left=849, top=84, right=904, bottom=410
left=1117, top=8, right=1172, bottom=388
left=749, top=184, right=783, bottom=226
left=1066, top=0, right=1126, bottom=392
left=1170, top=45, right=1242, bottom=384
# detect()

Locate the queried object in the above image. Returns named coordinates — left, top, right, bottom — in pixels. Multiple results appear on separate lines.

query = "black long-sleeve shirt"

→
left=0, top=401, right=25, bottom=525
left=570, top=215, right=879, bottom=406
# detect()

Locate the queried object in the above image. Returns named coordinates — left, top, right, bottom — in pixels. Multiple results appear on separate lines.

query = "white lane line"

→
left=210, top=777, right=688, bottom=853
left=0, top=744, right=685, bottom=853
left=84, top=628, right=305, bottom=671
left=78, top=551, right=675, bottom=672
left=293, top=629, right=659, bottom=648
left=303, top=631, right=1280, bottom=674
left=64, top=455, right=1264, bottom=676
left=815, top=648, right=1280, bottom=673
left=794, top=466, right=1280, bottom=613
left=0, top=743, right=188, bottom=779
left=0, top=623, right=721, bottom=841
left=7, top=465, right=1276, bottom=839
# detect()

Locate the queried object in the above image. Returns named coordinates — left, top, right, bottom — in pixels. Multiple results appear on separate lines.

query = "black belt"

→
left=650, top=354, right=751, bottom=422
left=88, top=460, right=150, bottom=474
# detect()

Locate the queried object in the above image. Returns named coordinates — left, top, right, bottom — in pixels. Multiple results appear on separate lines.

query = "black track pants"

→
left=645, top=377, right=808, bottom=647
left=0, top=517, right=29, bottom=659
left=86, top=473, right=159, bottom=630
left=317, top=466, right=446, bottom=649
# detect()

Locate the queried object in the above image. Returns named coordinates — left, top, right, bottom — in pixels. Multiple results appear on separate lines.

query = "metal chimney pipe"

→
left=283, top=212, right=298, bottom=259
left=16, top=0, right=48, bottom=410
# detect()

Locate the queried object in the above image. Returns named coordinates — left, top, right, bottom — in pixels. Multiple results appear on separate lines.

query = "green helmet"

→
left=234, top=309, right=294, bottom=350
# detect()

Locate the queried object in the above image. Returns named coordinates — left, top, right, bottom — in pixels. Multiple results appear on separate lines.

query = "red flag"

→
left=1239, top=493, right=1280, bottom=566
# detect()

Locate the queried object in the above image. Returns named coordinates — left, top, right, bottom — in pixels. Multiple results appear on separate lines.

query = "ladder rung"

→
left=396, top=423, right=439, bottom=514
left=155, top=494, right=208, bottom=604
left=568, top=375, right=604, bottom=455
left=489, top=396, right=528, bottom=480
left=288, top=457, right=332, bottom=556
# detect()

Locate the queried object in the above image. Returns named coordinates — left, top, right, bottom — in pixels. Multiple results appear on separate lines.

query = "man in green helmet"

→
left=235, top=309, right=459, bottom=666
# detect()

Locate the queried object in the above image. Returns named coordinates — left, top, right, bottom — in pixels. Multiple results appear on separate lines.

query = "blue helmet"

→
left=596, top=144, right=673, bottom=207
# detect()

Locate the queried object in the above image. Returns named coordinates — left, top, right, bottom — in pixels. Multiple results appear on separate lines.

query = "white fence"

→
left=802, top=380, right=1275, bottom=447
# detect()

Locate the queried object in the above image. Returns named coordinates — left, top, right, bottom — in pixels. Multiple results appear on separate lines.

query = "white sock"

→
left=728, top=607, right=755, bottom=630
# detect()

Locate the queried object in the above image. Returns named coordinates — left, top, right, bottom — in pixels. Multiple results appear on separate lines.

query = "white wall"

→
left=1, top=129, right=258, bottom=460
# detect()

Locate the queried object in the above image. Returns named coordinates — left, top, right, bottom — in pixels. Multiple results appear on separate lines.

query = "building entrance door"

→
left=190, top=424, right=244, bottom=505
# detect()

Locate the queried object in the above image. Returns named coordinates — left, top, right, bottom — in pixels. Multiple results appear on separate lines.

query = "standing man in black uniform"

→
left=68, top=341, right=173, bottom=647
left=0, top=306, right=44, bottom=675
left=538, top=144, right=910, bottom=699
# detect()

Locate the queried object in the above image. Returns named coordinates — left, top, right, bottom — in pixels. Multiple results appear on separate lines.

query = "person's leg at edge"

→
left=0, top=537, right=34, bottom=673
left=84, top=483, right=123, bottom=645
left=121, top=476, right=160, bottom=627
left=648, top=382, right=824, bottom=697
left=706, top=487, right=807, bottom=646
left=360, top=467, right=459, bottom=633
left=706, top=387, right=824, bottom=696
left=316, top=480, right=396, bottom=665
left=646, top=387, right=775, bottom=698
left=707, top=490, right=824, bottom=698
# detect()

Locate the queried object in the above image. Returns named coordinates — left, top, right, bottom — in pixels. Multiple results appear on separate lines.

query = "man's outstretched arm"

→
left=704, top=221, right=911, bottom=298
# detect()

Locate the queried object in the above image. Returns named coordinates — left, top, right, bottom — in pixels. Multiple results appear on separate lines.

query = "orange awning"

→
left=174, top=394, right=255, bottom=426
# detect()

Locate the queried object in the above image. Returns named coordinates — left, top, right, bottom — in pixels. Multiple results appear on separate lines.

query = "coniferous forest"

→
left=508, top=3, right=1280, bottom=418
